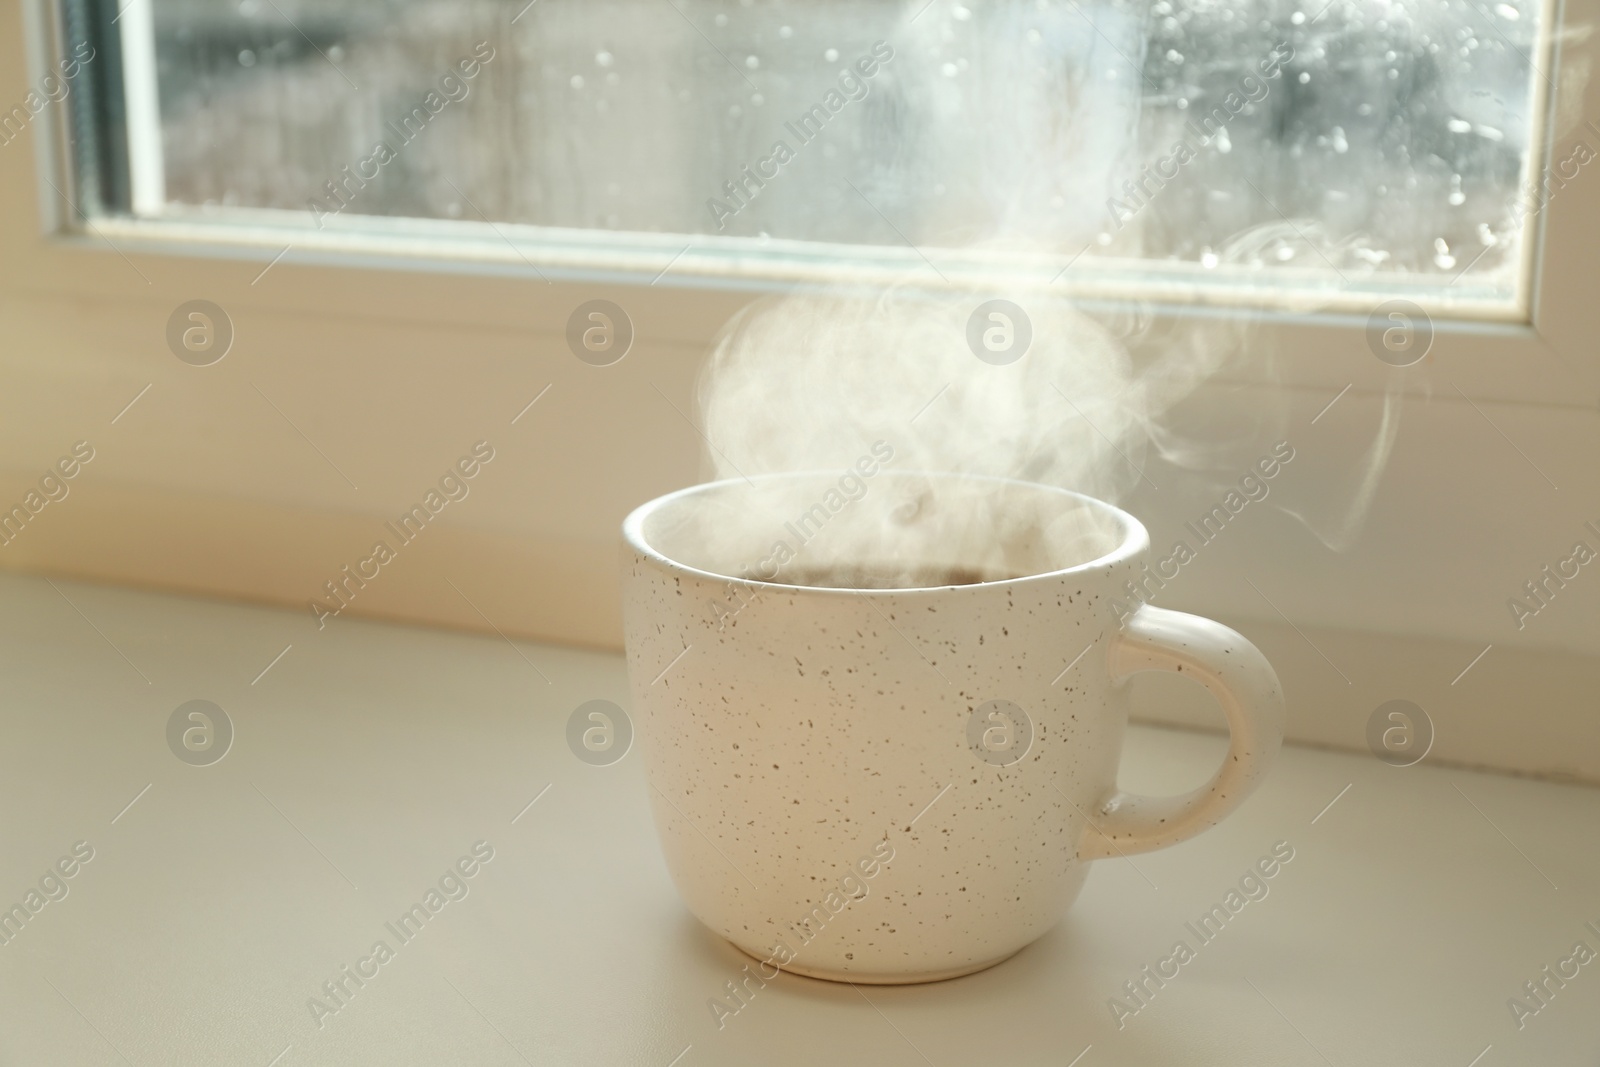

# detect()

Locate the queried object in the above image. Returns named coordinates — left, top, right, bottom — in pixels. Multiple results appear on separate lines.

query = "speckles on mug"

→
left=623, top=547, right=1139, bottom=982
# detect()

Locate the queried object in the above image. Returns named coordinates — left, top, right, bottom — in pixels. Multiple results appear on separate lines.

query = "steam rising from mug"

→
left=691, top=275, right=1404, bottom=584
left=701, top=287, right=1155, bottom=503
left=689, top=283, right=1257, bottom=584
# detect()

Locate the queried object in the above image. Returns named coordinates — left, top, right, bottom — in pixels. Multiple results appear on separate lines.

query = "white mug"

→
left=621, top=469, right=1283, bottom=984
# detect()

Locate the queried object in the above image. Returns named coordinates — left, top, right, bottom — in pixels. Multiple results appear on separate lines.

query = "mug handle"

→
left=1076, top=604, right=1285, bottom=861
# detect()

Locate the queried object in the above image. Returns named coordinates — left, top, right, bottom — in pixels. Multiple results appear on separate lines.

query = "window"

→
left=65, top=0, right=1552, bottom=314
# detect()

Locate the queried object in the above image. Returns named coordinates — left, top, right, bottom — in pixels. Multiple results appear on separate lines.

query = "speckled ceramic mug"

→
left=621, top=470, right=1283, bottom=984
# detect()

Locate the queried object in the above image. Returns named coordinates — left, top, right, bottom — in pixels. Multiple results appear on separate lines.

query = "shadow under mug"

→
left=621, top=470, right=1284, bottom=984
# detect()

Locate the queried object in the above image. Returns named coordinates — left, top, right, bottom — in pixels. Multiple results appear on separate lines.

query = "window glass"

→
left=130, top=0, right=1549, bottom=304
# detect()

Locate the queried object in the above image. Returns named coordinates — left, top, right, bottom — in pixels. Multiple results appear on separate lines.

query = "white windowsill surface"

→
left=1, top=571, right=1595, bottom=1066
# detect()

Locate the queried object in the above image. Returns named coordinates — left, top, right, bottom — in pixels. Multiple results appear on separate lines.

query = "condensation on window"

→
left=149, top=0, right=1547, bottom=300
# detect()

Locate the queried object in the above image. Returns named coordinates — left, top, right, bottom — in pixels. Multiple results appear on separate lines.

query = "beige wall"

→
left=2, top=0, right=1597, bottom=780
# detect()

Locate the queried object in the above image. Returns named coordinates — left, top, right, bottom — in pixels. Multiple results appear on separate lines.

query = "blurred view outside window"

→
left=85, top=0, right=1550, bottom=307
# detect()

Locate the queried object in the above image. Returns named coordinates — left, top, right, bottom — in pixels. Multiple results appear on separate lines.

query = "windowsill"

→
left=4, top=570, right=1595, bottom=1064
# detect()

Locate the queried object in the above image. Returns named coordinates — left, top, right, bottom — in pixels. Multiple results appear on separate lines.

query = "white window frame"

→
left=47, top=0, right=1564, bottom=316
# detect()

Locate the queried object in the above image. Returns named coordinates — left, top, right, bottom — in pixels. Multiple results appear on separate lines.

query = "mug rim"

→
left=622, top=469, right=1150, bottom=595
